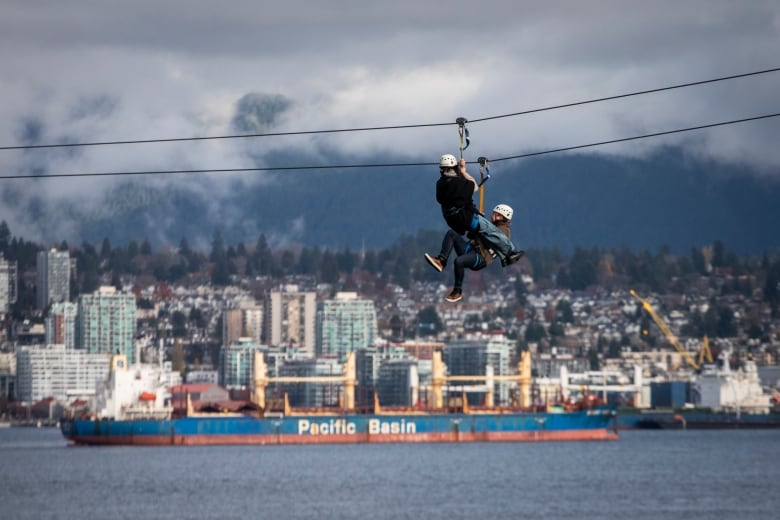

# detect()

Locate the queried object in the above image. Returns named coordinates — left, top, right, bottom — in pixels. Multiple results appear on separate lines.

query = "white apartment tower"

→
left=0, top=253, right=17, bottom=315
left=316, top=292, right=378, bottom=357
left=77, top=286, right=137, bottom=362
left=16, top=344, right=110, bottom=403
left=36, top=248, right=70, bottom=310
left=265, top=285, right=316, bottom=355
left=242, top=303, right=264, bottom=346
left=219, top=338, right=263, bottom=389
left=45, top=302, right=78, bottom=349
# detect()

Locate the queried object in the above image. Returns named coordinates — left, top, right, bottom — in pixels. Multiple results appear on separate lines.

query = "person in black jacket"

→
left=434, top=154, right=523, bottom=267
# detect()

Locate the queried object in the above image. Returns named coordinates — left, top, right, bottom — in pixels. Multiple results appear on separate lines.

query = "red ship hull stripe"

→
left=67, top=429, right=619, bottom=446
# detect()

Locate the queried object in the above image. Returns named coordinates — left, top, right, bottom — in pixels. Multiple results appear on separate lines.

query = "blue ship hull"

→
left=61, top=409, right=618, bottom=445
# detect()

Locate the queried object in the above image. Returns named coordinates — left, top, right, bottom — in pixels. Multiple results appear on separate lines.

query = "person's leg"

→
left=449, top=231, right=469, bottom=258
left=438, top=230, right=460, bottom=261
left=447, top=250, right=483, bottom=302
left=426, top=230, right=466, bottom=272
left=452, top=253, right=468, bottom=289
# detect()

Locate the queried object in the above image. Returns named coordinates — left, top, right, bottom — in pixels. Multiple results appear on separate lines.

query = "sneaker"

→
left=424, top=253, right=445, bottom=273
left=501, top=250, right=525, bottom=267
left=445, top=288, right=462, bottom=302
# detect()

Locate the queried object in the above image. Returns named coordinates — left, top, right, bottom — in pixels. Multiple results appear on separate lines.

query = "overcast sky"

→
left=1, top=1, right=778, bottom=241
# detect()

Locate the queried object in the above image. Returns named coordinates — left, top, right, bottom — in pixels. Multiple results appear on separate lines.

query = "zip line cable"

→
left=490, top=112, right=780, bottom=162
left=0, top=121, right=452, bottom=151
left=469, top=67, right=780, bottom=124
left=0, top=66, right=778, bottom=152
left=2, top=111, right=777, bottom=180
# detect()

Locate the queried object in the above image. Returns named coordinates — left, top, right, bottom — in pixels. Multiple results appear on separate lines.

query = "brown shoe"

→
left=445, top=288, right=462, bottom=302
left=424, top=253, right=445, bottom=272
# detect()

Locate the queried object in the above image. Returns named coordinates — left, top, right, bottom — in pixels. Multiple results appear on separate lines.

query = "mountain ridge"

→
left=8, top=149, right=780, bottom=255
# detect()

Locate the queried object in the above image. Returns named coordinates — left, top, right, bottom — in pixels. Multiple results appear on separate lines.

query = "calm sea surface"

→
left=0, top=427, right=778, bottom=520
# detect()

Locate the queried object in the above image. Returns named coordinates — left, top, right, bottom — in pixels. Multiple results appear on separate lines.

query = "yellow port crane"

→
left=629, top=289, right=701, bottom=370
left=698, top=335, right=714, bottom=366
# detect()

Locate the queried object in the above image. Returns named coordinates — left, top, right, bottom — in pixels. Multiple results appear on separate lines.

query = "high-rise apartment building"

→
left=45, top=302, right=78, bottom=349
left=376, top=359, right=419, bottom=407
left=219, top=338, right=264, bottom=389
left=354, top=346, right=414, bottom=408
left=316, top=292, right=377, bottom=357
left=222, top=300, right=264, bottom=346
left=222, top=308, right=243, bottom=346
left=277, top=357, right=342, bottom=407
left=0, top=352, right=15, bottom=400
left=36, top=248, right=70, bottom=310
left=77, top=286, right=136, bottom=362
left=16, top=344, right=110, bottom=403
left=243, top=303, right=264, bottom=345
left=0, top=253, right=17, bottom=315
left=443, top=336, right=513, bottom=406
left=265, top=285, right=316, bottom=355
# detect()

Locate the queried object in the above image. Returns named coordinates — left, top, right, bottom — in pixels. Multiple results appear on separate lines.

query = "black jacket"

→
left=436, top=175, right=477, bottom=234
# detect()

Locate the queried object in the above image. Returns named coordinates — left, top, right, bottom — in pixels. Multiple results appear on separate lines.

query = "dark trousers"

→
left=438, top=230, right=486, bottom=289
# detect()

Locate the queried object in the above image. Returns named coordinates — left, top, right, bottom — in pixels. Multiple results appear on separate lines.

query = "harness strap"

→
left=469, top=215, right=479, bottom=231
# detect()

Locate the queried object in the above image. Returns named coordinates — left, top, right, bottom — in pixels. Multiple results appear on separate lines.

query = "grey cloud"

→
left=69, top=95, right=118, bottom=122
left=232, top=93, right=292, bottom=133
left=1, top=0, right=779, bottom=247
left=15, top=118, right=45, bottom=147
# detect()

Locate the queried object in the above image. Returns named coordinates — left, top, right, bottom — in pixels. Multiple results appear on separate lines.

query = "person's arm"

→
left=457, top=158, right=478, bottom=193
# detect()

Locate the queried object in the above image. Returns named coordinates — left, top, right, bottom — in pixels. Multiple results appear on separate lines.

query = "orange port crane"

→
left=629, top=289, right=701, bottom=370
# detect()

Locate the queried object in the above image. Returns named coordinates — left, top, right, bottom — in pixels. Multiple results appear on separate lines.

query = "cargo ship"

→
left=616, top=349, right=780, bottom=429
left=61, top=409, right=617, bottom=445
left=615, top=409, right=780, bottom=429
left=634, top=411, right=780, bottom=430
left=60, top=352, right=618, bottom=446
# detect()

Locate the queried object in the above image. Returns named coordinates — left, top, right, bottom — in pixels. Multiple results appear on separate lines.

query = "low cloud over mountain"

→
left=11, top=148, right=776, bottom=255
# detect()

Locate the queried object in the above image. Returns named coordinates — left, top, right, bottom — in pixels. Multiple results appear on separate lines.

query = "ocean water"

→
left=0, top=427, right=778, bottom=520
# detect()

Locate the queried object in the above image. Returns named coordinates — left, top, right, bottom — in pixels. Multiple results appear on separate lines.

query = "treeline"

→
left=2, top=220, right=779, bottom=315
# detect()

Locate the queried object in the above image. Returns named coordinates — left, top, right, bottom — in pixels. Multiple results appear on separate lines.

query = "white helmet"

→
left=440, top=154, right=457, bottom=168
left=492, top=204, right=513, bottom=221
